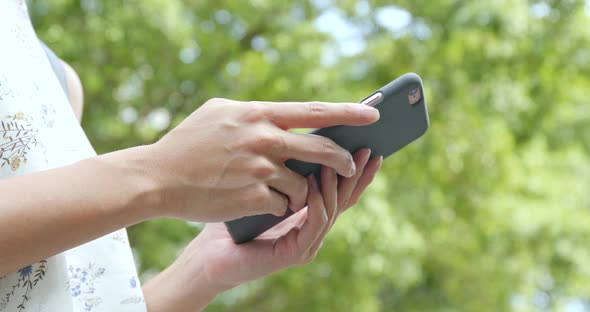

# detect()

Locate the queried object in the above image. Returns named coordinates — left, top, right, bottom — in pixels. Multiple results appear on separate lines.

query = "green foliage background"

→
left=29, top=0, right=590, bottom=311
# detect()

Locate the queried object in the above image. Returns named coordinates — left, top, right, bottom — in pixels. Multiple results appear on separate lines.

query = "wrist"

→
left=143, top=260, right=223, bottom=312
left=91, top=144, right=165, bottom=221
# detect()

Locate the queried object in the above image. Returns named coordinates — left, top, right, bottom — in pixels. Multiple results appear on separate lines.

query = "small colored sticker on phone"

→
left=408, top=88, right=421, bottom=105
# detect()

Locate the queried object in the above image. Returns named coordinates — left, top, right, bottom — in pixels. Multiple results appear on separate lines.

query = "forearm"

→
left=143, top=261, right=223, bottom=312
left=0, top=145, right=161, bottom=276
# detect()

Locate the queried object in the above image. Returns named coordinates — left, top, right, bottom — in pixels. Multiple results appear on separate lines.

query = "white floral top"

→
left=0, top=1, right=147, bottom=311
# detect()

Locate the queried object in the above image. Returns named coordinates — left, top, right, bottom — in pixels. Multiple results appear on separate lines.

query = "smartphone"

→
left=225, top=73, right=430, bottom=243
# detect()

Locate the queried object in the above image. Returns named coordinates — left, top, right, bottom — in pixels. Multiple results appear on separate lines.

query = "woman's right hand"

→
left=146, top=98, right=380, bottom=222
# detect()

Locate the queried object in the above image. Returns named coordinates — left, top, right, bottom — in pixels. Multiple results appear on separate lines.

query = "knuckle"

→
left=251, top=185, right=270, bottom=204
left=272, top=132, right=287, bottom=155
left=251, top=159, right=276, bottom=180
left=276, top=200, right=289, bottom=216
left=344, top=104, right=359, bottom=119
left=270, top=193, right=289, bottom=216
left=241, top=104, right=261, bottom=122
left=253, top=132, right=286, bottom=154
left=243, top=103, right=272, bottom=122
left=259, top=103, right=273, bottom=118
left=307, top=101, right=326, bottom=117
left=289, top=170, right=307, bottom=189
left=252, top=132, right=277, bottom=149
left=205, top=97, right=226, bottom=106
left=318, top=137, right=338, bottom=158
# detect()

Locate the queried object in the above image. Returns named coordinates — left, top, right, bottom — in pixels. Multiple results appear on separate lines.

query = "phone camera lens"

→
left=408, top=88, right=421, bottom=105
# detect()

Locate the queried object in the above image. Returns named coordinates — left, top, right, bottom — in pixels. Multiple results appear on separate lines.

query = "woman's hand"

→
left=147, top=98, right=379, bottom=222
left=143, top=149, right=382, bottom=311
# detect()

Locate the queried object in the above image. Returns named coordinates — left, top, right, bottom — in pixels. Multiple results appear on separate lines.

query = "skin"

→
left=143, top=150, right=382, bottom=311
left=0, top=55, right=382, bottom=310
left=60, top=59, right=84, bottom=122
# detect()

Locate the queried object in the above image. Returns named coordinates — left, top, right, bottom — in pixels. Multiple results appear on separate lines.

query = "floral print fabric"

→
left=0, top=2, right=147, bottom=311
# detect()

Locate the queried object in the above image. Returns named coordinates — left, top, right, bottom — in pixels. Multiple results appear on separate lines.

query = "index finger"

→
left=260, top=101, right=380, bottom=129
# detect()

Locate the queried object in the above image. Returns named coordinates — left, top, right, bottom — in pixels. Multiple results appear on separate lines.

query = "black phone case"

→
left=225, top=73, right=430, bottom=243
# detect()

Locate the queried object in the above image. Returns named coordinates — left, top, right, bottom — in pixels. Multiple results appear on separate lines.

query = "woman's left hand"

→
left=143, top=149, right=382, bottom=312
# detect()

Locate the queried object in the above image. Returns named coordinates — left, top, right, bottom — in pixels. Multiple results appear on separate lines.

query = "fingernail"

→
left=365, top=148, right=372, bottom=160
left=360, top=106, right=380, bottom=121
left=377, top=156, right=383, bottom=169
left=349, top=161, right=356, bottom=177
